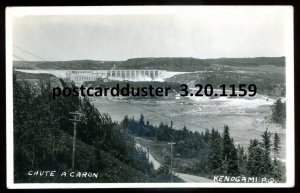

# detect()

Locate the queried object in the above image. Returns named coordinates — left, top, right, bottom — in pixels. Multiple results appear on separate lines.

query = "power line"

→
left=13, top=54, right=27, bottom=61
left=13, top=44, right=47, bottom=61
left=13, top=54, right=49, bottom=72
left=13, top=45, right=59, bottom=72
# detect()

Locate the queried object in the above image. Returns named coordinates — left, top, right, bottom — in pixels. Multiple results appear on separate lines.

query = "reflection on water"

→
left=91, top=94, right=286, bottom=159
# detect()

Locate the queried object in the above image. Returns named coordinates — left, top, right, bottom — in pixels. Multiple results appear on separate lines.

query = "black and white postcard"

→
left=6, top=6, right=294, bottom=188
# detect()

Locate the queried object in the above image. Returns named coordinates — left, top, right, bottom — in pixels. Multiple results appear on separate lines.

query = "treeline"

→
left=167, top=71, right=285, bottom=97
left=13, top=73, right=178, bottom=183
left=13, top=58, right=210, bottom=71
left=13, top=60, right=117, bottom=70
left=121, top=114, right=207, bottom=159
left=204, top=57, right=285, bottom=67
left=122, top=114, right=285, bottom=181
left=198, top=72, right=285, bottom=97
left=14, top=57, right=285, bottom=71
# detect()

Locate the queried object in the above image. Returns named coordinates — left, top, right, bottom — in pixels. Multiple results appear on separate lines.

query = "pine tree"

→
left=139, top=113, right=145, bottom=126
left=207, top=129, right=222, bottom=174
left=272, top=133, right=283, bottom=181
left=203, top=129, right=210, bottom=143
left=227, top=139, right=239, bottom=176
left=222, top=125, right=239, bottom=175
left=261, top=129, right=273, bottom=177
left=273, top=159, right=284, bottom=181
left=121, top=115, right=129, bottom=129
left=237, top=144, right=247, bottom=175
left=247, top=139, right=264, bottom=176
left=138, top=113, right=145, bottom=136
left=273, top=133, right=281, bottom=158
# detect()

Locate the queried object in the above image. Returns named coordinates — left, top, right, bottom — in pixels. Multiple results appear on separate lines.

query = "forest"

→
left=13, top=73, right=180, bottom=183
left=122, top=114, right=285, bottom=181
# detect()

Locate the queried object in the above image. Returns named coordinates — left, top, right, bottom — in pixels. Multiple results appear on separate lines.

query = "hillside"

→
left=13, top=60, right=116, bottom=70
left=203, top=57, right=285, bottom=67
left=13, top=57, right=285, bottom=71
left=13, top=73, right=181, bottom=183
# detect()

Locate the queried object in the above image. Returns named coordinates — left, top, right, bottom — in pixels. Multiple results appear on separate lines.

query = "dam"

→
left=66, top=70, right=166, bottom=84
left=15, top=69, right=190, bottom=84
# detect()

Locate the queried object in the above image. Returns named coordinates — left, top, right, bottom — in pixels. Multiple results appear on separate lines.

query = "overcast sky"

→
left=12, top=7, right=290, bottom=61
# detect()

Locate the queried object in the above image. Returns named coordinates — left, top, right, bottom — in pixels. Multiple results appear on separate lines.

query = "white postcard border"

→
left=6, top=6, right=294, bottom=188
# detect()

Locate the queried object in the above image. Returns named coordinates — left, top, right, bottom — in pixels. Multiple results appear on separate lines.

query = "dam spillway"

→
left=66, top=70, right=167, bottom=83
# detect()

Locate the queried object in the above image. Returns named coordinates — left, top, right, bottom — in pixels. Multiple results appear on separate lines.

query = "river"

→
left=90, top=92, right=286, bottom=160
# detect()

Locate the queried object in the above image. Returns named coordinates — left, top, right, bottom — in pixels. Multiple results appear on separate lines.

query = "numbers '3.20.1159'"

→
left=180, top=84, right=257, bottom=97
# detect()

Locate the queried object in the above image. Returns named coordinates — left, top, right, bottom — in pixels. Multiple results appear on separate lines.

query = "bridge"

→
left=66, top=70, right=166, bottom=84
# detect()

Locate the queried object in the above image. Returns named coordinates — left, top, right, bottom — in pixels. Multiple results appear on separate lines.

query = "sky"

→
left=12, top=7, right=291, bottom=61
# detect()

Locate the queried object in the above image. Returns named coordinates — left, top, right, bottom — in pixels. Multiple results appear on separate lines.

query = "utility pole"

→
left=168, top=142, right=176, bottom=182
left=69, top=111, right=82, bottom=170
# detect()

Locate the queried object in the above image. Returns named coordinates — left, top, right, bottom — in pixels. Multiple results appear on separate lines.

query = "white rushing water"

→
left=92, top=93, right=286, bottom=159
